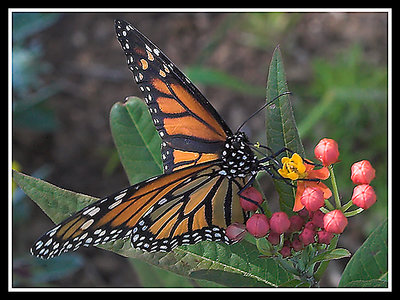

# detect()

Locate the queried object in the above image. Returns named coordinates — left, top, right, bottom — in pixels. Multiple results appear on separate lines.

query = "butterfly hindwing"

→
left=31, top=162, right=248, bottom=258
left=31, top=187, right=137, bottom=259
left=115, top=19, right=232, bottom=173
left=131, top=165, right=248, bottom=252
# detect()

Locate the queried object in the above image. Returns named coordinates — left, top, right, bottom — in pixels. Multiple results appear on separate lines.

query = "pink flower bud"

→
left=299, top=228, right=315, bottom=246
left=291, top=237, right=303, bottom=252
left=279, top=246, right=291, bottom=258
left=297, top=207, right=310, bottom=219
left=314, top=138, right=340, bottom=166
left=246, top=214, right=269, bottom=238
left=317, top=230, right=334, bottom=244
left=267, top=231, right=280, bottom=245
left=351, top=160, right=376, bottom=185
left=288, top=215, right=304, bottom=233
left=225, top=222, right=247, bottom=242
left=351, top=184, right=377, bottom=209
left=300, top=187, right=325, bottom=212
left=323, top=210, right=348, bottom=234
left=270, top=212, right=290, bottom=234
left=305, top=221, right=317, bottom=231
left=311, top=210, right=325, bottom=228
left=239, top=187, right=264, bottom=211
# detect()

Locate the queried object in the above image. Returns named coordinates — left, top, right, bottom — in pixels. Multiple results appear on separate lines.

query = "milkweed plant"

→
left=229, top=138, right=379, bottom=287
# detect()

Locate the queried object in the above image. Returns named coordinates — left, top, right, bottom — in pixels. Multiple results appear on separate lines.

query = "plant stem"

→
left=313, top=235, right=339, bottom=282
left=329, top=165, right=341, bottom=209
left=341, top=199, right=354, bottom=212
left=324, top=199, right=335, bottom=211
left=320, top=206, right=330, bottom=214
left=344, top=208, right=364, bottom=217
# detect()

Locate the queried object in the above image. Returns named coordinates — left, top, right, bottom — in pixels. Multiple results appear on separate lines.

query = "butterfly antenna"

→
left=236, top=91, right=292, bottom=133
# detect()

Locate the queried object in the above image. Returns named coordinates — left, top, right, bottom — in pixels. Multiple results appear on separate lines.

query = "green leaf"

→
left=255, top=237, right=274, bottom=256
left=12, top=169, right=97, bottom=224
left=278, top=278, right=310, bottom=288
left=265, top=45, right=304, bottom=214
left=339, top=219, right=388, bottom=288
left=128, top=258, right=197, bottom=287
left=341, top=279, right=388, bottom=288
left=121, top=241, right=293, bottom=287
left=309, top=248, right=351, bottom=265
left=109, top=97, right=163, bottom=184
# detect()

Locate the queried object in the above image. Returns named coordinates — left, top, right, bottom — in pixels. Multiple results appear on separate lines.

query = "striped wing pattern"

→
left=31, top=162, right=247, bottom=259
left=115, top=19, right=231, bottom=173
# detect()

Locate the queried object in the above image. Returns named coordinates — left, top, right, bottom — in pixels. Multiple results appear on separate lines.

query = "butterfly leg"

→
left=251, top=144, right=281, bottom=167
left=257, top=146, right=314, bottom=165
left=264, top=146, right=321, bottom=167
left=279, top=147, right=321, bottom=167
left=261, top=164, right=297, bottom=188
left=258, top=146, right=291, bottom=164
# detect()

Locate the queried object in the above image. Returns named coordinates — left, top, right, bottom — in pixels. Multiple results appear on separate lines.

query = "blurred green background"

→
left=12, top=11, right=388, bottom=288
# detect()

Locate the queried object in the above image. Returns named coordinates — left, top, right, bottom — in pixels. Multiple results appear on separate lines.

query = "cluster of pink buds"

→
left=225, top=138, right=377, bottom=259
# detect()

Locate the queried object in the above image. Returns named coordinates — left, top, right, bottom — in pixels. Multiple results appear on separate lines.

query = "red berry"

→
left=317, top=230, right=334, bottom=244
left=300, top=187, right=325, bottom=212
left=314, top=138, right=340, bottom=166
left=351, top=184, right=377, bottom=209
left=299, top=228, right=315, bottom=246
left=270, top=212, right=290, bottom=234
left=240, top=187, right=264, bottom=211
left=351, top=160, right=376, bottom=185
left=323, top=210, right=348, bottom=234
left=246, top=214, right=270, bottom=238
left=225, top=222, right=247, bottom=242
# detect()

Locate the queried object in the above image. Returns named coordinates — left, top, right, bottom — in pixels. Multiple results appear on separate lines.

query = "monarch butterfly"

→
left=31, top=19, right=290, bottom=259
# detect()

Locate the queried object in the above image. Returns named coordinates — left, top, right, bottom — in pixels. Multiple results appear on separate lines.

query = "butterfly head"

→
left=220, top=132, right=259, bottom=178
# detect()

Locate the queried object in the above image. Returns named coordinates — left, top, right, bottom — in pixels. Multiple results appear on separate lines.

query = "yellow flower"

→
left=278, top=153, right=307, bottom=180
left=277, top=153, right=332, bottom=212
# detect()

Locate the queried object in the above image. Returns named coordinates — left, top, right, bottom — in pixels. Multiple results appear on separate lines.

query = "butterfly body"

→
left=30, top=19, right=279, bottom=259
left=220, top=132, right=260, bottom=179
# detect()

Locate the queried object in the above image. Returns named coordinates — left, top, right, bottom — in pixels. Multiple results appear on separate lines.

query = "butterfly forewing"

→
left=115, top=19, right=231, bottom=173
left=31, top=162, right=247, bottom=259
